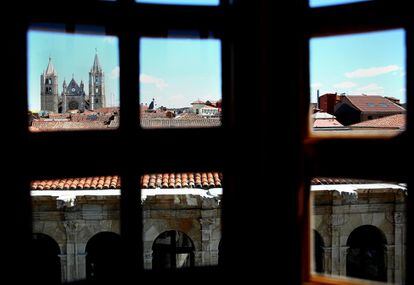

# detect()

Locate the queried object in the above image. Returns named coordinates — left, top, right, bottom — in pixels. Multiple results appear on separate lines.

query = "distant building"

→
left=40, top=52, right=106, bottom=113
left=334, top=95, right=406, bottom=126
left=200, top=105, right=220, bottom=117
left=318, top=93, right=340, bottom=115
left=191, top=100, right=206, bottom=114
left=312, top=112, right=345, bottom=131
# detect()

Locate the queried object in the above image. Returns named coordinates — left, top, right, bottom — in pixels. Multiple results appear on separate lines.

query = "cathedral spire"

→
left=91, top=49, right=102, bottom=73
left=45, top=57, right=56, bottom=75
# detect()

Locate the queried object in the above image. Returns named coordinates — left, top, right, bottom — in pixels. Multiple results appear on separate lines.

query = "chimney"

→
left=317, top=89, right=320, bottom=110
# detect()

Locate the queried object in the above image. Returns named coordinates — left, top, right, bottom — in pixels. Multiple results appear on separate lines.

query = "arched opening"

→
left=85, top=232, right=122, bottom=282
left=152, top=230, right=195, bottom=270
left=31, top=233, right=61, bottom=285
left=346, top=225, right=387, bottom=282
left=313, top=230, right=324, bottom=274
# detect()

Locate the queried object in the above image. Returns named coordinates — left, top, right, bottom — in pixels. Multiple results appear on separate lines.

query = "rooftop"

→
left=30, top=175, right=398, bottom=191
left=350, top=114, right=406, bottom=130
left=344, top=95, right=406, bottom=113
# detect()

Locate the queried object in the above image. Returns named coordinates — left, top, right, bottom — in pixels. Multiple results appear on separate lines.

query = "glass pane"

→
left=31, top=176, right=121, bottom=283
left=28, top=27, right=120, bottom=132
left=142, top=172, right=223, bottom=270
left=140, top=38, right=222, bottom=128
left=136, top=0, right=219, bottom=6
left=310, top=0, right=370, bottom=8
left=311, top=177, right=407, bottom=284
left=310, top=29, right=406, bottom=136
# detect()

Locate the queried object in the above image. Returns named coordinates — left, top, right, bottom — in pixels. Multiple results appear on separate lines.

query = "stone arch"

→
left=152, top=230, right=195, bottom=270
left=313, top=230, right=325, bottom=274
left=31, top=233, right=61, bottom=284
left=85, top=232, right=122, bottom=282
left=346, top=225, right=387, bottom=282
left=145, top=223, right=201, bottom=252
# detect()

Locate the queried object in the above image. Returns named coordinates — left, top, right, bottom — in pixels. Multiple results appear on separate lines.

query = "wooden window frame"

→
left=300, top=1, right=412, bottom=285
left=6, top=0, right=412, bottom=284
left=10, top=0, right=237, bottom=283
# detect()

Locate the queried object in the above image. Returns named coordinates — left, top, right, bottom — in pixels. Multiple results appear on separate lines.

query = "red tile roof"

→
left=313, top=118, right=343, bottom=128
left=31, top=174, right=389, bottom=191
left=350, top=114, right=406, bottom=130
left=31, top=176, right=121, bottom=190
left=31, top=172, right=223, bottom=190
left=344, top=95, right=405, bottom=113
left=311, top=177, right=384, bottom=185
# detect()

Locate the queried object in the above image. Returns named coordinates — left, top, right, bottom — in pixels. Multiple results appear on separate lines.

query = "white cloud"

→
left=357, top=83, right=385, bottom=95
left=311, top=82, right=323, bottom=89
left=110, top=66, right=120, bottom=79
left=140, top=74, right=168, bottom=90
left=345, top=65, right=400, bottom=78
left=333, top=81, right=358, bottom=89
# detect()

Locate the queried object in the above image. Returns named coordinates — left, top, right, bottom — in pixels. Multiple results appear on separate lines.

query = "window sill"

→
left=305, top=275, right=389, bottom=285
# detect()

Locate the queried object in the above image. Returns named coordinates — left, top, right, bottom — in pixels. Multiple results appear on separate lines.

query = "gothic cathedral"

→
left=40, top=52, right=105, bottom=113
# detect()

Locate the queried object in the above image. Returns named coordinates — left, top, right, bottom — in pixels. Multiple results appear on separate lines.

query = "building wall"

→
left=319, top=93, right=337, bottom=115
left=32, top=193, right=221, bottom=283
left=313, top=187, right=407, bottom=284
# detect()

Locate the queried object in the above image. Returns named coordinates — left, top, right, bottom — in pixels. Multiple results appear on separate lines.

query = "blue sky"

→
left=137, top=0, right=218, bottom=5
left=28, top=27, right=404, bottom=111
left=310, top=29, right=406, bottom=103
left=140, top=38, right=221, bottom=108
left=310, top=0, right=369, bottom=7
left=28, top=30, right=120, bottom=112
left=28, top=31, right=221, bottom=111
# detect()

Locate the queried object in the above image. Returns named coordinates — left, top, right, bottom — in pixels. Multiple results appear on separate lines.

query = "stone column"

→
left=386, top=244, right=395, bottom=283
left=199, top=217, right=214, bottom=266
left=330, top=226, right=341, bottom=276
left=63, top=221, right=81, bottom=282
left=323, top=247, right=332, bottom=274
left=394, top=212, right=406, bottom=284
left=59, top=254, right=67, bottom=283
left=339, top=246, right=349, bottom=276
left=77, top=252, right=87, bottom=280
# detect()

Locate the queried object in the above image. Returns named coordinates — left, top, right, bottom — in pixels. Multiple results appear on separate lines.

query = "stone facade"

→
left=312, top=184, right=407, bottom=284
left=31, top=190, right=221, bottom=283
left=31, top=181, right=406, bottom=284
left=40, top=53, right=105, bottom=113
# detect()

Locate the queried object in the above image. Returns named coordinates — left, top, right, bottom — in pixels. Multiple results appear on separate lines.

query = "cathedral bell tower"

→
left=40, top=57, right=59, bottom=113
left=89, top=51, right=105, bottom=110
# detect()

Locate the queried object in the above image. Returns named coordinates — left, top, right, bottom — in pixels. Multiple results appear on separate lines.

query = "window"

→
left=310, top=0, right=371, bottom=8
left=310, top=29, right=406, bottom=136
left=304, top=2, right=411, bottom=285
left=140, top=37, right=222, bottom=129
left=19, top=0, right=229, bottom=284
left=27, top=27, right=119, bottom=132
left=142, top=172, right=223, bottom=270
left=311, top=178, right=407, bottom=284
left=136, top=0, right=219, bottom=6
left=8, top=1, right=412, bottom=285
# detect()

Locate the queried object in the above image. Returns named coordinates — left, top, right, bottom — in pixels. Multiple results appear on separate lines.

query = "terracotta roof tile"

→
left=311, top=177, right=384, bottom=185
left=31, top=173, right=224, bottom=191
left=32, top=174, right=388, bottom=191
left=344, top=95, right=406, bottom=113
left=350, top=114, right=406, bottom=129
